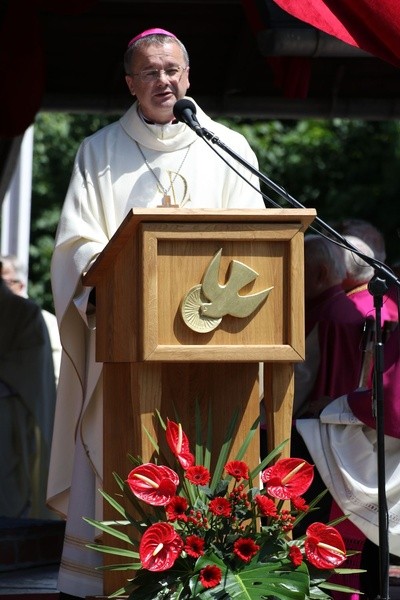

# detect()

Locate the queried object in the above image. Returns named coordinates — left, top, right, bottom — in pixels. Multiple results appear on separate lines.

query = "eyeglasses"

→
left=131, top=65, right=187, bottom=83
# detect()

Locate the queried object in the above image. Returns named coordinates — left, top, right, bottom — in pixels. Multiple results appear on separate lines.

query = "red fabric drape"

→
left=0, top=0, right=98, bottom=137
left=241, top=0, right=312, bottom=98
left=272, top=0, right=400, bottom=67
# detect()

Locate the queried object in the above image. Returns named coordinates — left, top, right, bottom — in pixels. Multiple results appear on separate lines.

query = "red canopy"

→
left=272, top=0, right=400, bottom=67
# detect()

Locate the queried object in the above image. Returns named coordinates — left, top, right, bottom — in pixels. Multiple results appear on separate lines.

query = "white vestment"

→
left=296, top=395, right=400, bottom=557
left=47, top=99, right=264, bottom=597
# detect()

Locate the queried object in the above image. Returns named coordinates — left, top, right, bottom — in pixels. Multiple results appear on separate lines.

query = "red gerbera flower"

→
left=292, top=496, right=309, bottom=512
left=199, top=564, right=222, bottom=589
left=233, top=538, right=260, bottom=562
left=166, top=419, right=195, bottom=470
left=289, top=545, right=303, bottom=567
left=209, top=497, right=232, bottom=517
left=184, top=535, right=205, bottom=558
left=165, top=496, right=188, bottom=522
left=261, top=458, right=314, bottom=500
left=139, top=522, right=184, bottom=572
left=126, top=463, right=179, bottom=506
left=224, top=460, right=249, bottom=482
left=185, top=465, right=211, bottom=486
left=305, top=522, right=347, bottom=569
left=254, top=494, right=278, bottom=517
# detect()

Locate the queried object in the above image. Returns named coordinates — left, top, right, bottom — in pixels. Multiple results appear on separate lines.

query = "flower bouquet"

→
left=86, top=411, right=361, bottom=599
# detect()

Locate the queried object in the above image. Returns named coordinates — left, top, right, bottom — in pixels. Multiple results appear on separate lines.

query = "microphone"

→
left=173, top=99, right=204, bottom=136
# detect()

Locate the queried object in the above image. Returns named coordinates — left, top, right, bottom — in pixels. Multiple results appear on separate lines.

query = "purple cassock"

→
left=303, top=284, right=367, bottom=412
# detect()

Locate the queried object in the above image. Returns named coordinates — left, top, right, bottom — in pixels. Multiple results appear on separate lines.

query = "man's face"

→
left=125, top=41, right=190, bottom=123
left=1, top=261, right=25, bottom=295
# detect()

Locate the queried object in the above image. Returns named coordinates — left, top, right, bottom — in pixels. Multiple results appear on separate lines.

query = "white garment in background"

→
left=296, top=395, right=400, bottom=557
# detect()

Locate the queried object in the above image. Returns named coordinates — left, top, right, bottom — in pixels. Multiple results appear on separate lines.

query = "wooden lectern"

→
left=83, top=207, right=315, bottom=595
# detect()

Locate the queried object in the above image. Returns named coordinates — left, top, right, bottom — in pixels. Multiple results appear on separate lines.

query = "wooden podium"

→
left=83, top=207, right=315, bottom=595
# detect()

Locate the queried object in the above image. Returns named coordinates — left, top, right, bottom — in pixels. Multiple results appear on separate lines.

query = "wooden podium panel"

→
left=85, top=209, right=315, bottom=364
left=83, top=208, right=315, bottom=595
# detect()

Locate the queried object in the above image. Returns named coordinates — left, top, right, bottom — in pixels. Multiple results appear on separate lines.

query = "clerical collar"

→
left=139, top=108, right=178, bottom=125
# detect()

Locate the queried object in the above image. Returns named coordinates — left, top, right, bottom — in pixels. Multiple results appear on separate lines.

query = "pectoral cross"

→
left=158, top=194, right=178, bottom=208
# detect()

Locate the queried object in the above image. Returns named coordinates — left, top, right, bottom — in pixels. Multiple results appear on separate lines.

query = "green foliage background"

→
left=29, top=114, right=400, bottom=312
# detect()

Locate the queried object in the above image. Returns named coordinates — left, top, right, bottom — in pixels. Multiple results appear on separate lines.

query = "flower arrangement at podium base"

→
left=86, top=413, right=361, bottom=599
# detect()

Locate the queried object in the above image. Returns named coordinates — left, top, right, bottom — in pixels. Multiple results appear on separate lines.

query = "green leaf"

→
left=86, top=542, right=139, bottom=559
left=83, top=517, right=133, bottom=545
left=109, top=585, right=131, bottom=598
left=333, top=568, right=365, bottom=575
left=249, top=439, right=289, bottom=481
left=98, top=488, right=127, bottom=519
left=319, top=581, right=362, bottom=594
left=234, top=415, right=260, bottom=461
left=143, top=425, right=159, bottom=454
left=209, top=409, right=240, bottom=492
left=193, top=554, right=310, bottom=600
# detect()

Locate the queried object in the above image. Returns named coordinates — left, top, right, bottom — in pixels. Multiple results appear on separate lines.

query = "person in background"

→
left=293, top=234, right=366, bottom=419
left=341, top=235, right=397, bottom=387
left=47, top=27, right=265, bottom=599
left=342, top=234, right=375, bottom=314
left=0, top=254, right=61, bottom=385
left=336, top=217, right=398, bottom=322
left=0, top=260, right=56, bottom=519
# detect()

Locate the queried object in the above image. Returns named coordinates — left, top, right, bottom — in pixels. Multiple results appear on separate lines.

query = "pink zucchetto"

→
left=128, top=28, right=177, bottom=47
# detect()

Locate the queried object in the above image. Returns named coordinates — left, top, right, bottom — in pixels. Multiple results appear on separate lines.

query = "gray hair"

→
left=305, top=234, right=346, bottom=282
left=343, top=235, right=375, bottom=285
left=124, top=34, right=190, bottom=75
left=336, top=218, right=386, bottom=262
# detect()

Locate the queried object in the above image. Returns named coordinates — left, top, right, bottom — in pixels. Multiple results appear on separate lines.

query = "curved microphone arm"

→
left=198, top=125, right=400, bottom=290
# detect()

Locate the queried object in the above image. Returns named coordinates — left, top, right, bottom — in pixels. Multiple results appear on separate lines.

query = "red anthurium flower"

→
left=185, top=465, right=211, bottom=486
left=166, top=419, right=195, bottom=470
left=139, top=522, right=184, bottom=572
left=254, top=494, right=278, bottom=517
left=289, top=545, right=303, bottom=567
left=165, top=496, right=188, bottom=522
left=261, top=458, right=314, bottom=500
left=225, top=460, right=249, bottom=482
left=233, top=538, right=260, bottom=562
left=184, top=535, right=205, bottom=558
left=199, top=564, right=222, bottom=589
left=209, top=497, right=232, bottom=517
left=127, top=463, right=179, bottom=506
left=305, top=522, right=347, bottom=569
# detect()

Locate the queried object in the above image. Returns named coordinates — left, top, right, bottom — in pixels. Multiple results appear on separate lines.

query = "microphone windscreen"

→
left=173, top=98, right=196, bottom=122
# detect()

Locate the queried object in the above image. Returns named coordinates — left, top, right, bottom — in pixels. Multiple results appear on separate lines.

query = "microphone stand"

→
left=195, top=122, right=400, bottom=600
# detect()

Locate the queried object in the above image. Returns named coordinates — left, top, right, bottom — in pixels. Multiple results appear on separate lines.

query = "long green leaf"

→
left=109, top=585, right=130, bottom=598
left=86, top=542, right=139, bottom=558
left=250, top=439, right=288, bottom=481
left=234, top=416, right=260, bottom=461
left=98, top=488, right=127, bottom=519
left=142, top=425, right=159, bottom=454
left=83, top=517, right=133, bottom=545
left=319, top=581, right=362, bottom=593
left=210, top=409, right=240, bottom=491
left=204, top=403, right=213, bottom=470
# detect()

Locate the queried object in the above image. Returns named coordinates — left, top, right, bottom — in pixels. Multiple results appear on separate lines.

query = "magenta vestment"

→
left=302, top=284, right=366, bottom=411
left=347, top=282, right=398, bottom=324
